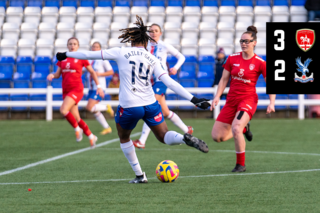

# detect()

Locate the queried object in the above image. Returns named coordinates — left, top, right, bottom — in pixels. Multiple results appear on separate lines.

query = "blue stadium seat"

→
left=168, top=0, right=183, bottom=7
left=238, top=0, right=253, bottom=6
left=104, top=94, right=111, bottom=100
left=53, top=94, right=63, bottom=110
left=10, top=0, right=25, bottom=8
left=0, top=80, right=11, bottom=88
left=179, top=80, right=196, bottom=87
left=179, top=70, right=196, bottom=80
left=16, top=56, right=33, bottom=76
left=51, top=78, right=62, bottom=88
left=0, top=71, right=13, bottom=81
left=258, top=74, right=264, bottom=80
left=198, top=55, right=215, bottom=63
left=62, top=0, right=78, bottom=7
left=256, top=0, right=270, bottom=6
left=115, top=0, right=130, bottom=7
left=34, top=56, right=51, bottom=75
left=150, top=0, right=165, bottom=6
left=52, top=57, right=59, bottom=72
left=32, top=72, right=46, bottom=80
left=0, top=56, right=15, bottom=77
left=186, top=0, right=200, bottom=6
left=0, top=0, right=7, bottom=9
left=203, top=0, right=218, bottom=6
left=197, top=70, right=214, bottom=80
left=14, top=72, right=30, bottom=81
left=197, top=93, right=213, bottom=100
left=81, top=73, right=87, bottom=87
left=30, top=94, right=46, bottom=111
left=0, top=94, right=9, bottom=111
left=273, top=0, right=288, bottom=6
left=97, top=0, right=113, bottom=7
left=181, top=63, right=196, bottom=73
left=11, top=94, right=29, bottom=111
left=199, top=63, right=214, bottom=72
left=291, top=0, right=306, bottom=6
left=185, top=55, right=197, bottom=63
left=288, top=94, right=298, bottom=110
left=257, top=94, right=268, bottom=110
left=106, top=75, right=112, bottom=86
left=133, top=0, right=148, bottom=6
left=198, top=79, right=214, bottom=87
left=275, top=94, right=288, bottom=110
left=220, top=0, right=236, bottom=6
left=109, top=61, right=118, bottom=73
left=32, top=72, right=47, bottom=88
left=256, top=79, right=266, bottom=87
left=80, top=0, right=95, bottom=7
left=28, top=0, right=43, bottom=7
left=45, top=0, right=60, bottom=7
left=166, top=94, right=178, bottom=110
left=170, top=73, right=178, bottom=80
left=167, top=55, right=178, bottom=63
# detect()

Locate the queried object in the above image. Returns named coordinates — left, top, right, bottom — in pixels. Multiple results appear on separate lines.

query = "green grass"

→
left=0, top=119, right=320, bottom=213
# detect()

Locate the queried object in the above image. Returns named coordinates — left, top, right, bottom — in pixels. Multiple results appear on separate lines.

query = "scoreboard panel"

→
left=266, top=23, right=320, bottom=94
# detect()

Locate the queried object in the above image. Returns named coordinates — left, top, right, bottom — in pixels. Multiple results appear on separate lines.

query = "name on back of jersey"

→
left=124, top=50, right=156, bottom=66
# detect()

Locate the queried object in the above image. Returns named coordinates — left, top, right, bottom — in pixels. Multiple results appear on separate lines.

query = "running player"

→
left=47, top=37, right=104, bottom=148
left=56, top=16, right=211, bottom=183
left=211, top=26, right=276, bottom=172
left=133, top=23, right=193, bottom=149
left=85, top=41, right=114, bottom=135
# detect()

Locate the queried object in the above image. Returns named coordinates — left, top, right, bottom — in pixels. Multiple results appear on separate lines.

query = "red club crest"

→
left=296, top=29, right=315, bottom=52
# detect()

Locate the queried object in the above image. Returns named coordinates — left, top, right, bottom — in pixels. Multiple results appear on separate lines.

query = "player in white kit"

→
left=85, top=41, right=115, bottom=135
left=133, top=23, right=193, bottom=149
left=56, top=16, right=211, bottom=184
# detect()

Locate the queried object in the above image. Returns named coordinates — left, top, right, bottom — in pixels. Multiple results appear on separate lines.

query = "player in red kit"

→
left=47, top=37, right=104, bottom=148
left=210, top=26, right=276, bottom=172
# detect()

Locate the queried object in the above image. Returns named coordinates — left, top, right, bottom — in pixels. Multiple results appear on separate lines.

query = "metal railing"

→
left=0, top=86, right=319, bottom=120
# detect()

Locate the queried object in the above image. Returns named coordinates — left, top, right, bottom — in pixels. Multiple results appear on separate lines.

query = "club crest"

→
left=294, top=57, right=313, bottom=83
left=249, top=64, right=255, bottom=70
left=296, top=29, right=315, bottom=52
left=238, top=69, right=244, bottom=77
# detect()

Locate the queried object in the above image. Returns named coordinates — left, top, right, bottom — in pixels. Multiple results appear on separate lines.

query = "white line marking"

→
left=0, top=132, right=141, bottom=177
left=1, top=168, right=320, bottom=185
left=99, top=148, right=320, bottom=157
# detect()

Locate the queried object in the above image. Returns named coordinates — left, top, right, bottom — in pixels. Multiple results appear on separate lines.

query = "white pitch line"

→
left=0, top=132, right=141, bottom=177
left=99, top=148, right=320, bottom=157
left=1, top=168, right=320, bottom=185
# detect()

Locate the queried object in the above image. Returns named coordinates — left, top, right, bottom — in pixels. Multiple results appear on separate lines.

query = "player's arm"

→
left=86, top=65, right=105, bottom=98
left=56, top=48, right=120, bottom=61
left=47, top=67, right=62, bottom=81
left=167, top=44, right=185, bottom=75
left=97, top=61, right=114, bottom=77
left=155, top=63, right=210, bottom=109
left=211, top=69, right=230, bottom=110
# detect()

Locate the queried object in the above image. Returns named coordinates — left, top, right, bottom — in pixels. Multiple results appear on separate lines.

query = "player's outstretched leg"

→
left=243, top=122, right=253, bottom=141
left=116, top=121, right=147, bottom=183
left=150, top=122, right=209, bottom=153
left=133, top=122, right=151, bottom=149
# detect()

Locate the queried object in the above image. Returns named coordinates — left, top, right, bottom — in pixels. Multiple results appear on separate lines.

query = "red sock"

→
left=243, top=127, right=247, bottom=134
left=236, top=152, right=245, bottom=166
left=64, top=112, right=78, bottom=128
left=78, top=119, right=92, bottom=136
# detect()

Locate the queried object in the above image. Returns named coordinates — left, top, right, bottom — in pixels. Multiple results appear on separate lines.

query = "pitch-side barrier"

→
left=0, top=86, right=319, bottom=120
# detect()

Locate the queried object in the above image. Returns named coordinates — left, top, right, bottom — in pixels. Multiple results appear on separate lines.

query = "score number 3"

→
left=274, top=30, right=285, bottom=81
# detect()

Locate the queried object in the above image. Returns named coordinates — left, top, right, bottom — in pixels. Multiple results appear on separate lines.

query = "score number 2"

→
left=274, top=30, right=285, bottom=81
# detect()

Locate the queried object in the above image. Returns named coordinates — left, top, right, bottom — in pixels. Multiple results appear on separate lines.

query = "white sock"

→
left=167, top=111, right=189, bottom=133
left=91, top=104, right=107, bottom=112
left=93, top=112, right=110, bottom=129
left=164, top=131, right=186, bottom=145
left=120, top=140, right=143, bottom=176
left=88, top=133, right=95, bottom=140
left=139, top=122, right=151, bottom=145
left=75, top=126, right=81, bottom=131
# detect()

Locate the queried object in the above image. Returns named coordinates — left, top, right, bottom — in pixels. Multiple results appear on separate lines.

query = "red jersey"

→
left=56, top=58, right=90, bottom=92
left=223, top=52, right=266, bottom=99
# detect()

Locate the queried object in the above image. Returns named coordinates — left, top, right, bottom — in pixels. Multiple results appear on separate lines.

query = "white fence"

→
left=0, top=86, right=319, bottom=120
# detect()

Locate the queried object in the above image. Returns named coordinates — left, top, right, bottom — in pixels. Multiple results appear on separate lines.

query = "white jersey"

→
left=101, top=47, right=167, bottom=108
left=87, top=60, right=112, bottom=90
left=147, top=40, right=180, bottom=82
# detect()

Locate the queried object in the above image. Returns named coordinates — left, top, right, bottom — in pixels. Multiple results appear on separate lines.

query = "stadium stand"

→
left=0, top=0, right=309, bottom=113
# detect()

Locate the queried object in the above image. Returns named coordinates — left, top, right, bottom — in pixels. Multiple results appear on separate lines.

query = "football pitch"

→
left=0, top=118, right=319, bottom=212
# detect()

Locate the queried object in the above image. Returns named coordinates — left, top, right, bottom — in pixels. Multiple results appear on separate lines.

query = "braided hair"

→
left=118, top=15, right=156, bottom=50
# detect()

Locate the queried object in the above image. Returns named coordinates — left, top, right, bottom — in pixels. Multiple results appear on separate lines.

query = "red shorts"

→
left=217, top=96, right=258, bottom=125
left=63, top=89, right=83, bottom=104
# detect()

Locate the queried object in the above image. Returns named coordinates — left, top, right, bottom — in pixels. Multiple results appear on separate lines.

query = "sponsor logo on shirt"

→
left=66, top=63, right=70, bottom=69
left=249, top=64, right=255, bottom=70
left=154, top=112, right=163, bottom=122
left=233, top=64, right=240, bottom=66
left=246, top=104, right=252, bottom=109
left=238, top=69, right=245, bottom=77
